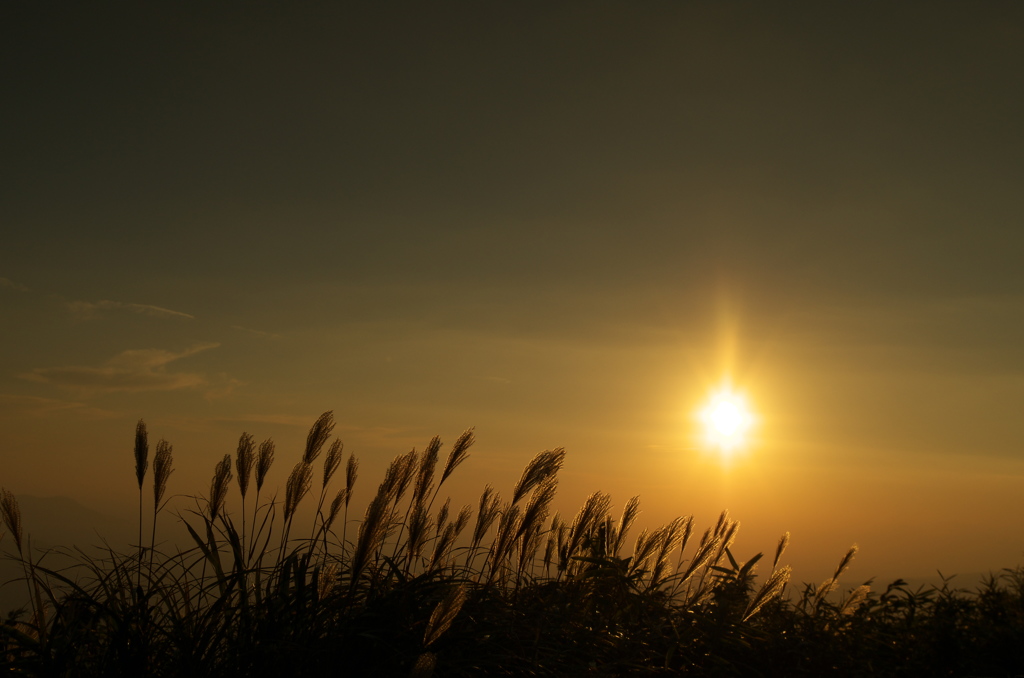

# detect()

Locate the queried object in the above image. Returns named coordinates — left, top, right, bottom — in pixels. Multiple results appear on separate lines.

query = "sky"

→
left=2, top=2, right=1024, bottom=585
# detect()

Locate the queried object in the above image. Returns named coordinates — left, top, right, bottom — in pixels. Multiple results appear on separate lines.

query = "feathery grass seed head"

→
left=488, top=503, right=522, bottom=581
left=208, top=454, right=233, bottom=520
left=350, top=493, right=392, bottom=583
left=235, top=432, right=255, bottom=498
left=453, top=504, right=472, bottom=537
left=284, top=461, right=313, bottom=523
left=303, top=411, right=335, bottom=465
left=629, top=528, right=656, bottom=577
left=153, top=439, right=174, bottom=509
left=833, top=544, right=859, bottom=581
left=714, top=520, right=740, bottom=567
left=396, top=449, right=417, bottom=500
left=840, top=584, right=871, bottom=615
left=436, top=498, right=450, bottom=533
left=774, top=531, right=791, bottom=569
left=318, top=562, right=338, bottom=600
left=714, top=509, right=729, bottom=537
left=472, top=485, right=501, bottom=549
left=256, top=438, right=275, bottom=493
left=410, top=653, right=437, bottom=678
left=345, top=453, right=358, bottom=502
left=744, top=565, right=792, bottom=621
left=815, top=544, right=860, bottom=606
left=0, top=489, right=23, bottom=553
left=134, top=419, right=149, bottom=489
left=564, top=491, right=612, bottom=564
left=379, top=451, right=417, bottom=504
left=543, top=532, right=557, bottom=572
left=326, top=488, right=347, bottom=532
left=613, top=496, right=641, bottom=555
left=406, top=503, right=433, bottom=561
left=511, top=448, right=565, bottom=505
left=517, top=477, right=557, bottom=543
left=677, top=515, right=695, bottom=557
left=649, top=517, right=688, bottom=587
left=440, top=428, right=475, bottom=485
left=323, top=439, right=343, bottom=488
left=423, top=585, right=468, bottom=648
left=429, top=523, right=459, bottom=571
left=680, top=533, right=722, bottom=582
left=414, top=436, right=441, bottom=504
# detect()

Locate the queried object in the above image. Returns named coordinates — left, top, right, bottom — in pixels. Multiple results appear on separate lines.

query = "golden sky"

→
left=2, top=2, right=1024, bottom=585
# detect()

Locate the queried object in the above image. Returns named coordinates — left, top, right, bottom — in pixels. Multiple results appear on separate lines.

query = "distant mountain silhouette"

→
left=14, top=494, right=132, bottom=550
left=1, top=495, right=133, bottom=614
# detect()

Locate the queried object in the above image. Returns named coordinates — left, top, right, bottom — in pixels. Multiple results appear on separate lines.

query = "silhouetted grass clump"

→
left=2, top=413, right=1024, bottom=676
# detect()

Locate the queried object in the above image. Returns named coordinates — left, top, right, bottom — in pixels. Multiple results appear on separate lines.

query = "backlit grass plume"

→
left=134, top=419, right=149, bottom=489
left=255, top=438, right=275, bottom=495
left=208, top=454, right=233, bottom=521
left=303, top=410, right=334, bottom=465
left=235, top=433, right=256, bottom=547
left=0, top=488, right=23, bottom=554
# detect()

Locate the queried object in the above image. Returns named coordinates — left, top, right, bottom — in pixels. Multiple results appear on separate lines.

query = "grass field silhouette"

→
left=2, top=413, right=1023, bottom=676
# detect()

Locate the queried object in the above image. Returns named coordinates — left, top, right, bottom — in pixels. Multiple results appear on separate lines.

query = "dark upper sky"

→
left=6, top=3, right=1022, bottom=303
left=2, top=2, right=1024, bottom=580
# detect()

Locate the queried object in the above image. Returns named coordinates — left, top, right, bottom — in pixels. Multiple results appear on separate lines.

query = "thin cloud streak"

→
left=0, top=394, right=121, bottom=419
left=203, top=374, right=244, bottom=401
left=230, top=325, right=281, bottom=339
left=22, top=343, right=220, bottom=394
left=0, top=277, right=29, bottom=292
left=210, top=413, right=323, bottom=428
left=68, top=300, right=195, bottom=320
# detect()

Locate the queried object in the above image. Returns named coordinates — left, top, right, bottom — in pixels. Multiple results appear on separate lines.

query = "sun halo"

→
left=700, top=389, right=754, bottom=455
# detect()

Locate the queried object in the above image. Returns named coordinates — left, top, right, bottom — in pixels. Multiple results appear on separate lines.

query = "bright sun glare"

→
left=700, top=390, right=753, bottom=453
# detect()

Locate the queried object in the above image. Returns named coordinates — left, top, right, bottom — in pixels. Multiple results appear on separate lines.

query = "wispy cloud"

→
left=230, top=325, right=281, bottom=339
left=203, top=374, right=244, bottom=400
left=210, top=413, right=322, bottom=428
left=0, top=394, right=121, bottom=419
left=22, top=343, right=219, bottom=394
left=0, top=277, right=29, bottom=292
left=68, top=300, right=195, bottom=320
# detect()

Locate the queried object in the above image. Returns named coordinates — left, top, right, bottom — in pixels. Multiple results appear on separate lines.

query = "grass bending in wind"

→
left=2, top=413, right=1024, bottom=677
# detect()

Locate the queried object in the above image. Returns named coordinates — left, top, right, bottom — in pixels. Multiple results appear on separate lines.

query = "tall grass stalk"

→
left=250, top=438, right=275, bottom=564
left=235, top=433, right=255, bottom=556
left=1, top=488, right=45, bottom=642
left=133, top=419, right=148, bottom=592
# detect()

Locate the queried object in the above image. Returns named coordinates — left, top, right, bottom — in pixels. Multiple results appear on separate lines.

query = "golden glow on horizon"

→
left=700, top=388, right=754, bottom=455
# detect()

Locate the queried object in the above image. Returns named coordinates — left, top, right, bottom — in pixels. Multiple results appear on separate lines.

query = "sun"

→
left=700, top=389, right=754, bottom=453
